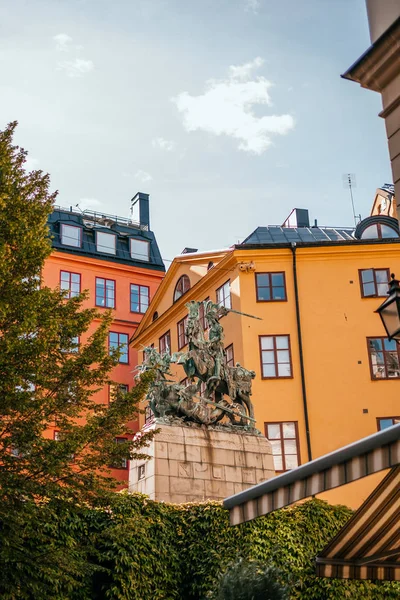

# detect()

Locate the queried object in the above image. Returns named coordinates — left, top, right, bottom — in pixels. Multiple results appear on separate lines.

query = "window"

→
left=70, top=336, right=79, bottom=353
left=96, top=278, right=115, bottom=308
left=130, top=238, right=150, bottom=262
left=61, top=224, right=81, bottom=247
left=377, top=417, right=400, bottom=431
left=114, top=438, right=128, bottom=469
left=152, top=311, right=159, bottom=321
left=367, top=337, right=400, bottom=379
left=207, top=261, right=214, bottom=271
left=359, top=269, right=390, bottom=298
left=159, top=331, right=171, bottom=355
left=361, top=224, right=399, bottom=240
left=96, top=231, right=116, bottom=255
left=109, top=384, right=129, bottom=402
left=53, top=431, right=61, bottom=441
left=109, top=332, right=129, bottom=364
left=225, top=344, right=234, bottom=368
left=216, top=280, right=231, bottom=309
left=60, top=271, right=81, bottom=298
left=199, top=298, right=210, bottom=330
left=259, top=335, right=292, bottom=378
left=265, top=422, right=300, bottom=472
left=174, top=275, right=191, bottom=302
left=138, top=464, right=146, bottom=479
left=177, top=316, right=188, bottom=350
left=256, top=272, right=286, bottom=302
left=145, top=406, right=154, bottom=424
left=130, top=284, right=149, bottom=314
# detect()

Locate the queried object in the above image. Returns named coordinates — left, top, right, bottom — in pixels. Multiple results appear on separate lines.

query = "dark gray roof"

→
left=48, top=208, right=165, bottom=271
left=241, top=226, right=355, bottom=246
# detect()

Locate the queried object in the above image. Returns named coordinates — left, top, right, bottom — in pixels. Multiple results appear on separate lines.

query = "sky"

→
left=0, top=0, right=393, bottom=263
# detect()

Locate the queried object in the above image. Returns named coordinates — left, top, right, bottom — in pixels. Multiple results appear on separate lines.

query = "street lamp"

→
left=376, top=273, right=400, bottom=342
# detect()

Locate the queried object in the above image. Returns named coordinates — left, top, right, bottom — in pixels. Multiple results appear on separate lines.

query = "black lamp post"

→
left=375, top=273, right=400, bottom=342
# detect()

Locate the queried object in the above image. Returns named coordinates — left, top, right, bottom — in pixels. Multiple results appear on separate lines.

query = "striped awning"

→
left=316, top=465, right=400, bottom=581
left=224, top=424, right=400, bottom=526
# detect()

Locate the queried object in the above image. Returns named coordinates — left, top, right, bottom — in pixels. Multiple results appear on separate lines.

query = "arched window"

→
left=152, top=311, right=158, bottom=321
left=173, top=275, right=191, bottom=302
left=361, top=224, right=399, bottom=240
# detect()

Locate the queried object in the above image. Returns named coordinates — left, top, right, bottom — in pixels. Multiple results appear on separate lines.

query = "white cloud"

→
left=53, top=33, right=73, bottom=51
left=152, top=137, right=176, bottom=152
left=78, top=198, right=102, bottom=210
left=172, top=58, right=295, bottom=155
left=134, top=170, right=153, bottom=183
left=57, top=58, right=94, bottom=78
left=244, top=0, right=261, bottom=14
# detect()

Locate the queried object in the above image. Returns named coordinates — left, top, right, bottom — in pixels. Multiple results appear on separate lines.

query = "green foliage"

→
left=210, top=558, right=289, bottom=600
left=0, top=122, right=156, bottom=597
left=82, top=496, right=399, bottom=600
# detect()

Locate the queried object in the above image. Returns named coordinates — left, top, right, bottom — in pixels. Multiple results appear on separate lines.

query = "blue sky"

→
left=0, top=0, right=393, bottom=261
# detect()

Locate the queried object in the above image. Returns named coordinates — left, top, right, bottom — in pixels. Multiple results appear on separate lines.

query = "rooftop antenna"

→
left=342, top=173, right=359, bottom=226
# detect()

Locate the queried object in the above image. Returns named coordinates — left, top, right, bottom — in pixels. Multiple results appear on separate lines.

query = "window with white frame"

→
left=96, top=232, right=116, bottom=255
left=130, top=238, right=150, bottom=261
left=61, top=224, right=81, bottom=247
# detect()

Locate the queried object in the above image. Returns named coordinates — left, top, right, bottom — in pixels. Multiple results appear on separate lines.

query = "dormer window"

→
left=130, top=238, right=150, bottom=262
left=96, top=231, right=116, bottom=255
left=174, top=275, right=191, bottom=302
left=361, top=224, right=399, bottom=240
left=61, top=224, right=81, bottom=248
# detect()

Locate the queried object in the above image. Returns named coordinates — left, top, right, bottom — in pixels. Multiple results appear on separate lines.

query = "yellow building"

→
left=133, top=187, right=400, bottom=508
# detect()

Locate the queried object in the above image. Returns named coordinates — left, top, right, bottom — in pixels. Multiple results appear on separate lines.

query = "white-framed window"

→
left=216, top=280, right=231, bottom=310
left=96, top=232, right=116, bottom=255
left=130, top=238, right=150, bottom=262
left=61, top=224, right=81, bottom=247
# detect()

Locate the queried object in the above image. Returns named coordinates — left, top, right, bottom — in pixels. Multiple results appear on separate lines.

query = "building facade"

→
left=42, top=192, right=165, bottom=484
left=133, top=188, right=400, bottom=507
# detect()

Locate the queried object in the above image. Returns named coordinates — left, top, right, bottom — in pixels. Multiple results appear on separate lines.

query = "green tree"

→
left=0, top=122, right=154, bottom=598
left=211, top=558, right=289, bottom=600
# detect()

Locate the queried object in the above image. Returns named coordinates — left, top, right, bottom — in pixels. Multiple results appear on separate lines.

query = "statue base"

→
left=129, top=422, right=275, bottom=503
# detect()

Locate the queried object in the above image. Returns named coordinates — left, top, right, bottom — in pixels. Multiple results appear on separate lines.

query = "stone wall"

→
left=129, top=422, right=275, bottom=503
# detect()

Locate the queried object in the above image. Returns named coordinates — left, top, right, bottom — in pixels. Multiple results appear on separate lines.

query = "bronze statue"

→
left=138, top=300, right=258, bottom=431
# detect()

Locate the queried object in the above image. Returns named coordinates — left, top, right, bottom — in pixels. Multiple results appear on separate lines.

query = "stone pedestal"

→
left=129, top=422, right=275, bottom=503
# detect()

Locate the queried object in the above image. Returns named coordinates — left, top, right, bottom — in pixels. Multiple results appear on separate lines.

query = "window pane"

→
left=270, top=440, right=282, bottom=455
left=384, top=339, right=397, bottom=351
left=71, top=273, right=80, bottom=284
left=257, top=274, right=270, bottom=287
left=260, top=337, right=273, bottom=350
left=363, top=282, right=376, bottom=296
left=258, top=288, right=271, bottom=301
left=379, top=418, right=395, bottom=430
left=61, top=271, right=70, bottom=283
left=272, top=287, right=285, bottom=300
left=283, top=422, right=295, bottom=438
left=381, top=225, right=399, bottom=239
left=377, top=282, right=389, bottom=296
left=278, top=363, right=291, bottom=377
left=267, top=424, right=281, bottom=439
left=262, top=364, right=276, bottom=377
left=284, top=439, right=297, bottom=454
left=361, top=269, right=374, bottom=283
left=372, top=364, right=386, bottom=378
left=276, top=336, right=289, bottom=349
left=361, top=225, right=378, bottom=239
left=386, top=352, right=400, bottom=377
left=271, top=273, right=284, bottom=286
left=140, top=288, right=149, bottom=311
left=369, top=338, right=383, bottom=352
left=97, top=232, right=116, bottom=254
left=375, top=270, right=389, bottom=284
left=262, top=350, right=275, bottom=364
left=61, top=225, right=80, bottom=247
left=277, top=350, right=289, bottom=364
left=273, top=456, right=283, bottom=471
left=109, top=332, right=118, bottom=344
left=131, top=239, right=150, bottom=261
left=285, top=455, right=298, bottom=469
left=60, top=279, right=69, bottom=290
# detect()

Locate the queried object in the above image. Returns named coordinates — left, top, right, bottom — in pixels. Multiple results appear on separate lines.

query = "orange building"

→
left=133, top=186, right=400, bottom=507
left=42, top=192, right=165, bottom=484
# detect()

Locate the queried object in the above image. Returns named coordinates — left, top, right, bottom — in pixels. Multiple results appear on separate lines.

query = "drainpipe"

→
left=291, top=243, right=312, bottom=462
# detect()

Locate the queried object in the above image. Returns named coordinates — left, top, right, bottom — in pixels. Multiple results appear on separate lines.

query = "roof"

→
left=241, top=226, right=355, bottom=246
left=48, top=207, right=165, bottom=271
left=224, top=423, right=400, bottom=525
left=316, top=465, right=400, bottom=581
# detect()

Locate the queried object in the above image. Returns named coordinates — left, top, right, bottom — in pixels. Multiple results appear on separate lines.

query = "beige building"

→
left=342, top=0, right=400, bottom=208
